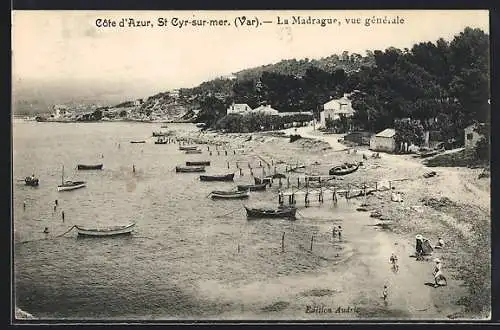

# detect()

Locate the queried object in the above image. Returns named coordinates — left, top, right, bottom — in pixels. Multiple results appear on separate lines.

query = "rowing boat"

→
left=237, top=183, right=267, bottom=191
left=329, top=162, right=359, bottom=176
left=130, top=140, right=146, bottom=144
left=77, top=164, right=103, bottom=170
left=186, top=161, right=210, bottom=166
left=185, top=149, right=202, bottom=154
left=24, top=177, right=39, bottom=186
left=176, top=166, right=206, bottom=173
left=179, top=146, right=198, bottom=151
left=200, top=173, right=234, bottom=182
left=210, top=190, right=249, bottom=199
left=75, top=223, right=136, bottom=237
left=244, top=206, right=297, bottom=220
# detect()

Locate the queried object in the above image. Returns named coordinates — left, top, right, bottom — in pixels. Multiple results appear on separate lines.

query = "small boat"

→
left=176, top=166, right=206, bottom=173
left=254, top=177, right=272, bottom=185
left=24, top=176, right=39, bottom=187
left=154, top=137, right=168, bottom=144
left=77, top=164, right=103, bottom=170
left=329, top=162, right=359, bottom=176
left=210, top=190, right=249, bottom=199
left=152, top=131, right=169, bottom=137
left=186, top=161, right=210, bottom=166
left=237, top=183, right=267, bottom=191
left=130, top=140, right=146, bottom=144
left=185, top=149, right=202, bottom=154
left=57, top=165, right=86, bottom=191
left=179, top=146, right=198, bottom=151
left=75, top=223, right=136, bottom=237
left=244, top=206, right=297, bottom=220
left=200, top=173, right=235, bottom=182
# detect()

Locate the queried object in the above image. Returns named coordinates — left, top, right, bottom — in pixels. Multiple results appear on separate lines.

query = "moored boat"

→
left=244, top=206, right=297, bottom=220
left=57, top=165, right=86, bottom=191
left=77, top=164, right=103, bottom=170
left=130, top=140, right=146, bottom=144
left=254, top=177, right=272, bottom=185
left=200, top=173, right=235, bottom=182
left=75, top=223, right=136, bottom=237
left=176, top=166, right=206, bottom=173
left=24, top=176, right=39, bottom=187
left=185, top=149, right=202, bottom=154
left=152, top=131, right=168, bottom=137
left=179, top=146, right=198, bottom=151
left=237, top=183, right=267, bottom=191
left=186, top=161, right=210, bottom=166
left=210, top=190, right=249, bottom=199
left=329, top=162, right=359, bottom=176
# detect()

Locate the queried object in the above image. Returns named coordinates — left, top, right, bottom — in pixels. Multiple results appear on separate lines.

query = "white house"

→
left=227, top=103, right=252, bottom=115
left=320, top=93, right=355, bottom=127
left=251, top=104, right=279, bottom=116
left=464, top=123, right=486, bottom=150
left=369, top=128, right=397, bottom=152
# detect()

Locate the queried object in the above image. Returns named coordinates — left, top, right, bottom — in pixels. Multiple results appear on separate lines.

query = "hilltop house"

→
left=369, top=128, right=397, bottom=152
left=464, top=123, right=486, bottom=150
left=227, top=103, right=252, bottom=115
left=320, top=93, right=355, bottom=128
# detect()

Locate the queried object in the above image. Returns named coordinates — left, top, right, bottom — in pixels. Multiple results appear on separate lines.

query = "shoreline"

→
left=170, top=125, right=490, bottom=319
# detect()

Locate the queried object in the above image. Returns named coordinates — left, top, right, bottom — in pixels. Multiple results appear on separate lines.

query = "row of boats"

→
left=174, top=146, right=298, bottom=219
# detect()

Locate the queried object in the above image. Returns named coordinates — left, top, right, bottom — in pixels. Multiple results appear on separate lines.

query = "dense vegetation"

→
left=180, top=27, right=488, bottom=144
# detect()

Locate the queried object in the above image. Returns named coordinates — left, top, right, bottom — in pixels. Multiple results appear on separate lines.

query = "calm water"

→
left=13, top=121, right=359, bottom=320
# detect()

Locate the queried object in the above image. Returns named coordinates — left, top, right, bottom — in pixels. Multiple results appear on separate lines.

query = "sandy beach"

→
left=169, top=124, right=490, bottom=320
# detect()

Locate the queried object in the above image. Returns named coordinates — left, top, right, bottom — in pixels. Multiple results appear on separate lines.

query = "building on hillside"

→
left=320, top=93, right=355, bottom=128
left=133, top=99, right=143, bottom=106
left=227, top=103, right=252, bottom=115
left=251, top=104, right=279, bottom=116
left=464, top=123, right=486, bottom=150
left=369, top=128, right=397, bottom=152
left=169, top=89, right=180, bottom=98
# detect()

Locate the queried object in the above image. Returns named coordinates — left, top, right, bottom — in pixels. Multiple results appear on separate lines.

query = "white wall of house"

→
left=369, top=136, right=396, bottom=152
left=320, top=94, right=355, bottom=127
left=227, top=103, right=252, bottom=115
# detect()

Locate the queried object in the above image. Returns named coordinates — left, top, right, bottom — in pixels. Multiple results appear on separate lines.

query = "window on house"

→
left=466, top=133, right=473, bottom=140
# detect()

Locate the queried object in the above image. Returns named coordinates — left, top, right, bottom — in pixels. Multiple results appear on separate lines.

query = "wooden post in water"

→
left=310, top=234, right=314, bottom=251
left=225, top=150, right=228, bottom=156
left=375, top=181, right=378, bottom=191
left=234, top=150, right=236, bottom=155
left=287, top=177, right=290, bottom=188
left=333, top=187, right=338, bottom=204
left=292, top=193, right=296, bottom=205
left=297, top=177, right=300, bottom=189
left=347, top=184, right=350, bottom=199
left=279, top=178, right=282, bottom=188
left=239, top=168, right=243, bottom=176
left=259, top=161, right=262, bottom=167
left=305, top=192, right=309, bottom=207
left=281, top=232, right=285, bottom=252
left=274, top=166, right=277, bottom=175
left=319, top=187, right=323, bottom=203
left=278, top=192, right=283, bottom=205
left=227, top=161, right=230, bottom=169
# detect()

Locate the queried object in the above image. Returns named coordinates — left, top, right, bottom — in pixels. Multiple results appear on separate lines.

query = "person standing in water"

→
left=337, top=226, right=342, bottom=240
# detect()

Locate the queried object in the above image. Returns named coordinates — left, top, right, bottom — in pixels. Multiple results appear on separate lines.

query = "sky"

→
left=12, top=10, right=490, bottom=103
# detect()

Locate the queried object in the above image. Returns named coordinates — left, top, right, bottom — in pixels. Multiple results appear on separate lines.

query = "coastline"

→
left=170, top=125, right=490, bottom=319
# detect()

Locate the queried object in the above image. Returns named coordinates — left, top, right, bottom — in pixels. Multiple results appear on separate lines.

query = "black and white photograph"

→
left=12, top=10, right=491, bottom=321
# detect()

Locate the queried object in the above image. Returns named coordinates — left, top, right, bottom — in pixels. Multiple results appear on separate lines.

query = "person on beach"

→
left=390, top=253, right=399, bottom=271
left=432, top=258, right=447, bottom=287
left=61, top=211, right=65, bottom=222
left=332, top=225, right=337, bottom=237
left=43, top=227, right=49, bottom=234
left=55, top=199, right=58, bottom=206
left=435, top=237, right=445, bottom=249
left=23, top=201, right=26, bottom=210
left=382, top=285, right=388, bottom=301
left=338, top=226, right=342, bottom=239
